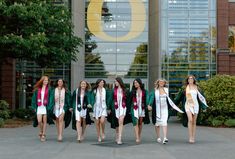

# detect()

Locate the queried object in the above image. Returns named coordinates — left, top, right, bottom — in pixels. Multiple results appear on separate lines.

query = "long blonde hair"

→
left=154, top=78, right=167, bottom=89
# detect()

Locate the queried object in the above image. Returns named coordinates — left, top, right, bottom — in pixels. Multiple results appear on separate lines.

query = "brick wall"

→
left=217, top=0, right=235, bottom=75
left=0, top=58, right=16, bottom=110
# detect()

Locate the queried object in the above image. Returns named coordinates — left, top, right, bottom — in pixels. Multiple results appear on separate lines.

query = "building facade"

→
left=217, top=0, right=235, bottom=75
left=1, top=0, right=235, bottom=109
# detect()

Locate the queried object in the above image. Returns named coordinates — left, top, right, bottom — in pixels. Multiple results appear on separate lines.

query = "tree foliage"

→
left=0, top=0, right=82, bottom=68
left=125, top=43, right=148, bottom=78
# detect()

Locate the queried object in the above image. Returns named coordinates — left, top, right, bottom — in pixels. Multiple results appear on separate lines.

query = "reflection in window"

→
left=160, top=0, right=216, bottom=94
left=229, top=26, right=235, bottom=53
left=85, top=0, right=148, bottom=79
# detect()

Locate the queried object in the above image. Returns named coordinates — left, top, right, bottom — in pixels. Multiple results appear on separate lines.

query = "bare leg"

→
left=117, top=116, right=124, bottom=144
left=138, top=117, right=143, bottom=141
left=115, top=128, right=119, bottom=143
left=192, top=114, right=198, bottom=143
left=58, top=113, right=64, bottom=141
left=100, top=116, right=106, bottom=140
left=134, top=119, right=140, bottom=143
left=41, top=115, right=47, bottom=141
left=186, top=112, right=193, bottom=143
left=81, top=118, right=86, bottom=141
left=37, top=114, right=43, bottom=139
left=163, top=126, right=168, bottom=139
left=76, top=119, right=82, bottom=142
left=155, top=126, right=160, bottom=139
left=95, top=119, right=101, bottom=142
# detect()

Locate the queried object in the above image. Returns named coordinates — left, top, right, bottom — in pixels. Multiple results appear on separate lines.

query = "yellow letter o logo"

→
left=87, top=0, right=146, bottom=42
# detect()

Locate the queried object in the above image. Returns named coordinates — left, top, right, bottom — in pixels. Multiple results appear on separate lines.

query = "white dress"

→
left=137, top=92, right=145, bottom=117
left=115, top=88, right=126, bottom=118
left=155, top=94, right=168, bottom=126
left=93, top=88, right=107, bottom=119
left=185, top=90, right=199, bottom=114
left=37, top=91, right=47, bottom=115
left=53, top=88, right=65, bottom=118
left=75, top=94, right=87, bottom=121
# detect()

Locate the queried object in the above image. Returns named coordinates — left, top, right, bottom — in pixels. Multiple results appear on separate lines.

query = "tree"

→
left=125, top=43, right=148, bottom=78
left=0, top=0, right=82, bottom=68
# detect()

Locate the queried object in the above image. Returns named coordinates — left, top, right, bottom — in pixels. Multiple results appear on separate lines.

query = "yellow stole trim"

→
left=185, top=85, right=195, bottom=114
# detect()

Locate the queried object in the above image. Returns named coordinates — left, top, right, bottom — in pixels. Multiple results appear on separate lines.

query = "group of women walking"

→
left=31, top=75, right=208, bottom=144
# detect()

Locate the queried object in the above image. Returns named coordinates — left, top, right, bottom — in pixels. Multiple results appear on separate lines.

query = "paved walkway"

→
left=0, top=117, right=234, bottom=159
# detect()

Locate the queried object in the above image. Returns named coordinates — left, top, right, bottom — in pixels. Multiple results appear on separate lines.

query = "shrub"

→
left=211, top=119, right=224, bottom=127
left=14, top=108, right=34, bottom=119
left=224, top=119, right=235, bottom=127
left=0, top=100, right=10, bottom=120
left=198, top=75, right=235, bottom=126
left=0, top=118, right=4, bottom=128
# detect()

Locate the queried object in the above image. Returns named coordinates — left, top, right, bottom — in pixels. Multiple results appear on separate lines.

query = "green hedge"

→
left=0, top=100, right=10, bottom=120
left=198, top=75, right=235, bottom=127
left=14, top=108, right=34, bottom=119
left=0, top=118, right=4, bottom=128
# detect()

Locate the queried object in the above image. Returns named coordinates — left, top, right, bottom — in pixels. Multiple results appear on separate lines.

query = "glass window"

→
left=160, top=0, right=216, bottom=93
left=229, top=26, right=235, bottom=53
left=85, top=0, right=148, bottom=80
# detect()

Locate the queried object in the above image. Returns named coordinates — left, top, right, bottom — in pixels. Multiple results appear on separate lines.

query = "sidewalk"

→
left=0, top=117, right=234, bottom=159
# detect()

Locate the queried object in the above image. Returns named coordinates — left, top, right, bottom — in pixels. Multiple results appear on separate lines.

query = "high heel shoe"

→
left=57, top=136, right=63, bottom=142
left=98, top=136, right=102, bottom=142
left=40, top=134, right=46, bottom=142
left=102, top=133, right=105, bottom=140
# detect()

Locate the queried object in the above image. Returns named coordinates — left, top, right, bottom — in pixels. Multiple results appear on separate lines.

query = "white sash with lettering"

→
left=155, top=88, right=183, bottom=119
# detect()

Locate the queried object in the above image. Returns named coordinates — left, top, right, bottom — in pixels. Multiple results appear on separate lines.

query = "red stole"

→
left=37, top=86, right=49, bottom=106
left=114, top=87, right=126, bottom=109
left=133, top=90, right=145, bottom=110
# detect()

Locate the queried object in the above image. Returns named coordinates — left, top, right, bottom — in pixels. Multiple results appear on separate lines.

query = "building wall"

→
left=0, top=58, right=16, bottom=110
left=217, top=0, right=235, bottom=75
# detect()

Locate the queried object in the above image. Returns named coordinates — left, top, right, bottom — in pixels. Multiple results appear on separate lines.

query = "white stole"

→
left=197, top=91, right=208, bottom=108
left=54, top=88, right=65, bottom=117
left=96, top=87, right=106, bottom=109
left=155, top=87, right=183, bottom=118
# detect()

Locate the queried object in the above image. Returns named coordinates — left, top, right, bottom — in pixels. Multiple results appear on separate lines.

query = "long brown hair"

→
left=184, top=75, right=198, bottom=87
left=79, top=80, right=91, bottom=91
left=115, top=77, right=126, bottom=90
left=55, top=78, right=68, bottom=92
left=33, top=75, right=50, bottom=91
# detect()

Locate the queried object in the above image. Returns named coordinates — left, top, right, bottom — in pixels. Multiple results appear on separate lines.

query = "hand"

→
left=148, top=105, right=152, bottom=111
left=69, top=108, right=73, bottom=112
left=87, top=104, right=92, bottom=109
left=107, top=110, right=111, bottom=115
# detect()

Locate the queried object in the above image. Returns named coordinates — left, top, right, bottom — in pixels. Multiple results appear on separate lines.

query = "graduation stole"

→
left=55, top=88, right=65, bottom=108
left=185, top=85, right=196, bottom=114
left=155, top=88, right=183, bottom=118
left=133, top=90, right=145, bottom=110
left=37, top=86, right=49, bottom=106
left=76, top=88, right=88, bottom=112
left=114, top=87, right=126, bottom=109
left=96, top=87, right=106, bottom=108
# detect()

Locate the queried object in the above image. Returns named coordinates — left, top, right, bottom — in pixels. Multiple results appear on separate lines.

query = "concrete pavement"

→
left=0, top=117, right=234, bottom=159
